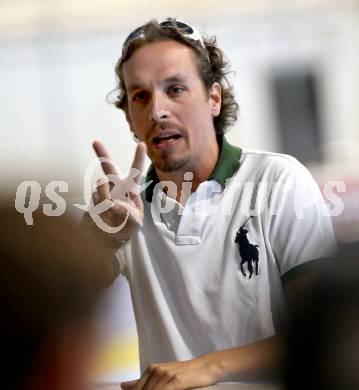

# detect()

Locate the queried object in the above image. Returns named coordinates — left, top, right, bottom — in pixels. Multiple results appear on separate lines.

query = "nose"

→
left=149, top=92, right=170, bottom=122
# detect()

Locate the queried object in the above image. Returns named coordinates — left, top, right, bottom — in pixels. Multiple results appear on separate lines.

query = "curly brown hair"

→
left=111, top=18, right=239, bottom=136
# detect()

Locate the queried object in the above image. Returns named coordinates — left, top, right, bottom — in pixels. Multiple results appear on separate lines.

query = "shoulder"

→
left=234, top=149, right=311, bottom=184
left=240, top=149, right=303, bottom=170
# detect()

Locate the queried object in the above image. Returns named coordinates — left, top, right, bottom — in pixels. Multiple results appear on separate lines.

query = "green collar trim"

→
left=144, top=136, right=242, bottom=202
left=208, top=136, right=242, bottom=187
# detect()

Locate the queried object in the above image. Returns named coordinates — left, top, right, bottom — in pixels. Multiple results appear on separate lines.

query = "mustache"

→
left=152, top=121, right=179, bottom=131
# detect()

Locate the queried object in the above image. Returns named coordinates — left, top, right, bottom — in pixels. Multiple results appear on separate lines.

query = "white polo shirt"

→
left=115, top=138, right=336, bottom=372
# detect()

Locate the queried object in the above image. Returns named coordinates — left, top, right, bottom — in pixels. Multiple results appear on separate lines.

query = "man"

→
left=89, top=18, right=335, bottom=389
left=0, top=206, right=111, bottom=390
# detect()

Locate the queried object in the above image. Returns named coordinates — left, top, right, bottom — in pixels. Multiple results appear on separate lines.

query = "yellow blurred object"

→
left=92, top=332, right=139, bottom=376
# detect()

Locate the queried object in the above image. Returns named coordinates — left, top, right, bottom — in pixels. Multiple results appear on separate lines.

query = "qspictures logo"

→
left=13, top=157, right=346, bottom=232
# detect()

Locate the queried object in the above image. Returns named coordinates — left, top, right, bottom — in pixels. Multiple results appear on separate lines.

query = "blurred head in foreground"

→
left=0, top=205, right=112, bottom=390
left=284, top=241, right=359, bottom=390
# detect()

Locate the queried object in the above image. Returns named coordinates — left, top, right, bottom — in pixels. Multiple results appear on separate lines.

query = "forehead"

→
left=122, top=40, right=200, bottom=88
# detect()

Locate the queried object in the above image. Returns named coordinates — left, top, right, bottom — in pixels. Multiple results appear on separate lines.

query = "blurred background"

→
left=1, top=0, right=358, bottom=383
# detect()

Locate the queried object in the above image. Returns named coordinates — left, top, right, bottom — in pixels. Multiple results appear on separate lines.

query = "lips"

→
left=151, top=131, right=182, bottom=145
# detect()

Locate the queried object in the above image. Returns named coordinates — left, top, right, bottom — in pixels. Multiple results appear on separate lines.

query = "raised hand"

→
left=87, top=140, right=147, bottom=244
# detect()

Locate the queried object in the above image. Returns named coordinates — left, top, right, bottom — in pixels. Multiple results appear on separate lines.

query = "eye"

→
left=168, top=85, right=185, bottom=96
left=132, top=91, right=147, bottom=102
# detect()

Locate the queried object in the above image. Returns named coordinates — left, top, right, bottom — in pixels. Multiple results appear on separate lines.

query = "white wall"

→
left=1, top=0, right=358, bottom=381
left=1, top=2, right=358, bottom=197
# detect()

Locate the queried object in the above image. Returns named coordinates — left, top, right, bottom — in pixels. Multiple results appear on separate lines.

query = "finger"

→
left=144, top=370, right=170, bottom=390
left=133, top=369, right=151, bottom=390
left=131, top=142, right=147, bottom=183
left=128, top=190, right=144, bottom=212
left=97, top=179, right=111, bottom=202
left=92, top=190, right=100, bottom=206
left=92, top=140, right=119, bottom=176
left=91, top=179, right=107, bottom=206
left=121, top=379, right=138, bottom=389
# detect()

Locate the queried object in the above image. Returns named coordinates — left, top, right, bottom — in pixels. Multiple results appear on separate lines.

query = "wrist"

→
left=202, top=352, right=227, bottom=383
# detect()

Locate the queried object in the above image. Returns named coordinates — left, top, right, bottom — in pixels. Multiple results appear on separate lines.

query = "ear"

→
left=209, top=82, right=221, bottom=118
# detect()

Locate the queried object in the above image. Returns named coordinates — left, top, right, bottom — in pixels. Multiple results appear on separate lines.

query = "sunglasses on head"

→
left=122, top=18, right=206, bottom=53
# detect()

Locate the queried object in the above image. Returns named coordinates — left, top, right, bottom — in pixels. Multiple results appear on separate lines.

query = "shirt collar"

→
left=144, top=136, right=242, bottom=202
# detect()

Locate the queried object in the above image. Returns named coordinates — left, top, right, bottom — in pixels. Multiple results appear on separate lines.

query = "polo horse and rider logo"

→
left=235, top=216, right=259, bottom=279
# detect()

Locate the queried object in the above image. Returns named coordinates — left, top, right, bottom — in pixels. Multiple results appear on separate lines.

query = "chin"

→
left=155, top=156, right=191, bottom=173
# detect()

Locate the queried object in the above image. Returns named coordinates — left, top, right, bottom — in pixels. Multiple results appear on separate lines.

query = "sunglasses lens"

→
left=159, top=20, right=193, bottom=34
left=174, top=21, right=193, bottom=34
left=123, top=26, right=144, bottom=47
left=159, top=20, right=172, bottom=28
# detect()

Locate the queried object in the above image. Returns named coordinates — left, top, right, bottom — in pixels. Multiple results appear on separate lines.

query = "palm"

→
left=91, top=140, right=147, bottom=241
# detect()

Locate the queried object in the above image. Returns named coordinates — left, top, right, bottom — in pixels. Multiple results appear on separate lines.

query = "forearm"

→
left=121, top=335, right=285, bottom=389
left=204, top=335, right=284, bottom=382
left=81, top=212, right=124, bottom=286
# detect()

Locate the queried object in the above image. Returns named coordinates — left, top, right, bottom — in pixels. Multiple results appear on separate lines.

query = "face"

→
left=122, top=40, right=221, bottom=174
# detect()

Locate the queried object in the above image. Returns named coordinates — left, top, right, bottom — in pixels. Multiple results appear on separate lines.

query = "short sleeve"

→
left=268, top=157, right=336, bottom=277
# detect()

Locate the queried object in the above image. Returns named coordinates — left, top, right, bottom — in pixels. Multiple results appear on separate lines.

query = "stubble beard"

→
left=154, top=151, right=191, bottom=173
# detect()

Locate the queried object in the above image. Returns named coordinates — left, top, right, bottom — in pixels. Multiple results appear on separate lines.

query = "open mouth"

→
left=152, top=134, right=182, bottom=145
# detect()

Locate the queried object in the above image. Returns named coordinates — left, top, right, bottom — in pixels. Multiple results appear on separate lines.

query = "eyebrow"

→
left=163, top=75, right=187, bottom=85
left=127, top=74, right=188, bottom=93
left=127, top=83, right=142, bottom=93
